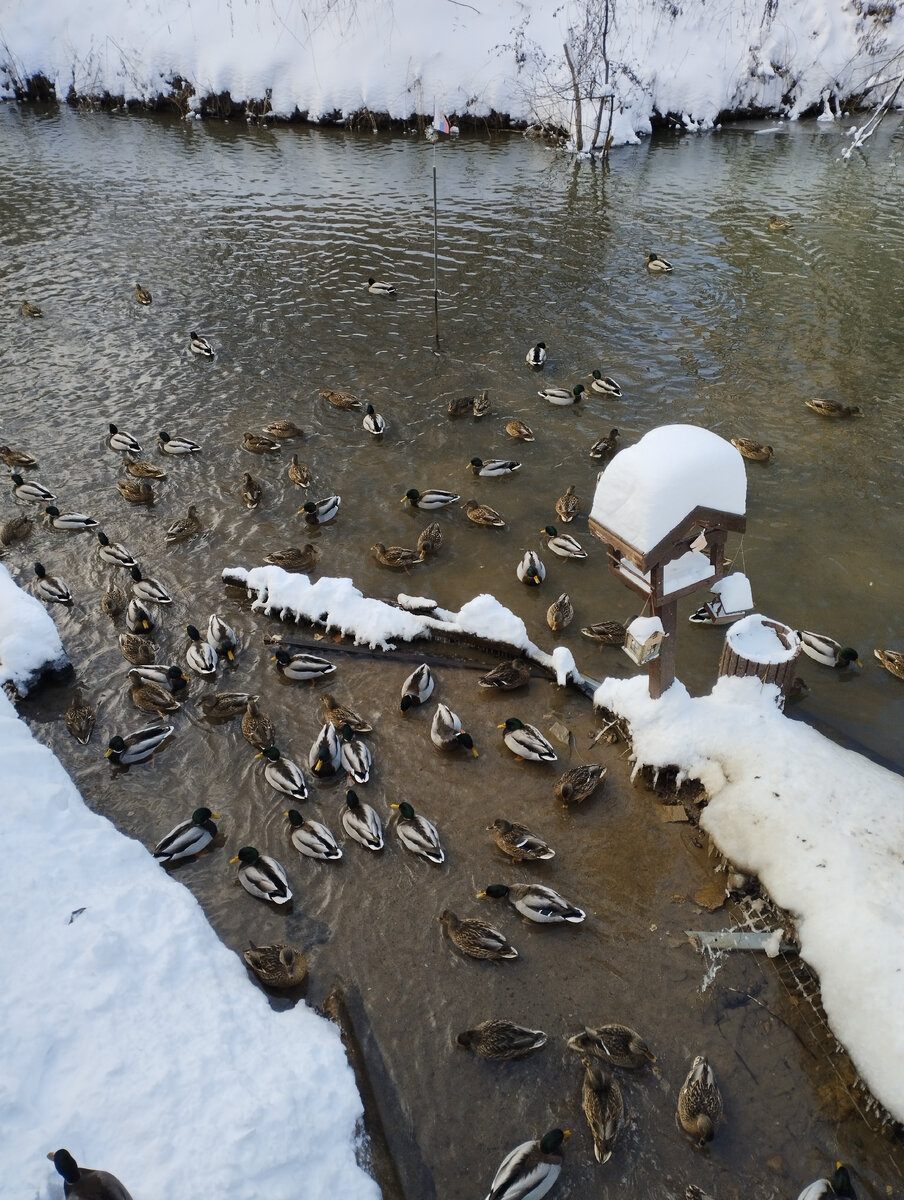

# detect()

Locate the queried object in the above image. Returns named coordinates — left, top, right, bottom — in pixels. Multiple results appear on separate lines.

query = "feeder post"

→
left=650, top=594, right=678, bottom=699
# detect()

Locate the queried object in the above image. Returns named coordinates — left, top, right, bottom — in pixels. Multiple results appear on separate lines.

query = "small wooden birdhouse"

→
left=623, top=616, right=666, bottom=665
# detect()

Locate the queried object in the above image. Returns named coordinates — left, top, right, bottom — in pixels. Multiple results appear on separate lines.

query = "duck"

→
left=265, top=544, right=319, bottom=573
left=505, top=418, right=536, bottom=441
left=134, top=282, right=152, bottom=305
left=230, top=846, right=292, bottom=905
left=126, top=597, right=155, bottom=633
left=129, top=565, right=173, bottom=604
left=538, top=383, right=585, bottom=406
left=489, top=818, right=555, bottom=861
left=402, top=487, right=460, bottom=509
left=517, top=550, right=546, bottom=585
left=33, top=562, right=72, bottom=604
left=796, top=1164, right=857, bottom=1200
left=731, top=437, right=773, bottom=462
left=554, top=763, right=607, bottom=805
left=363, top=404, right=387, bottom=435
left=417, top=521, right=443, bottom=557
left=468, top=457, right=521, bottom=477
left=263, top=419, right=303, bottom=439
left=588, top=369, right=622, bottom=397
left=797, top=631, right=861, bottom=668
left=457, top=1020, right=547, bottom=1060
left=105, top=723, right=174, bottom=765
left=198, top=691, right=257, bottom=719
left=124, top=457, right=167, bottom=479
left=525, top=342, right=547, bottom=368
left=129, top=677, right=181, bottom=716
left=118, top=632, right=156, bottom=666
left=321, top=692, right=372, bottom=732
left=478, top=658, right=531, bottom=690
left=241, top=697, right=275, bottom=751
left=244, top=431, right=281, bottom=454
left=676, top=1054, right=723, bottom=1145
left=46, top=1149, right=133, bottom=1200
left=129, top=664, right=189, bottom=693
left=0, top=444, right=38, bottom=469
left=581, top=1059, right=624, bottom=1164
left=22, top=300, right=43, bottom=317
left=320, top=388, right=363, bottom=410
left=272, top=648, right=336, bottom=681
left=646, top=251, right=674, bottom=272
left=431, top=702, right=478, bottom=755
left=367, top=276, right=396, bottom=295
left=243, top=941, right=309, bottom=987
left=185, top=624, right=217, bottom=676
left=400, top=663, right=435, bottom=711
left=481, top=1130, right=569, bottom=1200
left=153, top=807, right=219, bottom=862
left=589, top=428, right=620, bottom=459
left=257, top=745, right=307, bottom=800
left=555, top=484, right=579, bottom=523
left=339, top=723, right=372, bottom=784
left=287, top=456, right=312, bottom=489
left=299, top=494, right=341, bottom=524
left=581, top=621, right=627, bottom=645
left=768, top=216, right=793, bottom=232
left=464, top=499, right=506, bottom=527
left=285, top=808, right=342, bottom=861
left=499, top=717, right=557, bottom=763
left=164, top=505, right=202, bottom=542
left=805, top=398, right=862, bottom=418
left=107, top=423, right=142, bottom=455
left=0, top=514, right=32, bottom=545
left=541, top=525, right=587, bottom=559
left=189, top=331, right=214, bottom=357
left=44, top=506, right=98, bottom=531
left=207, top=614, right=237, bottom=660
left=101, top=583, right=128, bottom=619
left=372, top=542, right=423, bottom=569
left=566, top=1023, right=656, bottom=1068
left=439, top=909, right=517, bottom=961
left=546, top=593, right=574, bottom=632
left=309, top=721, right=342, bottom=777
left=391, top=801, right=444, bottom=863
left=116, top=478, right=155, bottom=504
left=96, top=530, right=137, bottom=569
left=874, top=648, right=904, bottom=680
left=478, top=882, right=585, bottom=923
left=447, top=392, right=475, bottom=418
left=472, top=390, right=492, bottom=418
left=65, top=689, right=96, bottom=745
left=342, top=788, right=384, bottom=850
left=157, top=430, right=201, bottom=454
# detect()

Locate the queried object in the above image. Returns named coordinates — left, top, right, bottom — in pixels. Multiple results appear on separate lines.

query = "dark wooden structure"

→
left=718, top=616, right=801, bottom=706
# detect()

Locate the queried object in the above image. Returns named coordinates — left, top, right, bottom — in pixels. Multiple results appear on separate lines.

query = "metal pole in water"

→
left=433, top=145, right=440, bottom=352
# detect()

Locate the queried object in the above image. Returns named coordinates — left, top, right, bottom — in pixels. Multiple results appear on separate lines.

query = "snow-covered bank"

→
left=0, top=562, right=69, bottom=694
left=2, top=0, right=903, bottom=147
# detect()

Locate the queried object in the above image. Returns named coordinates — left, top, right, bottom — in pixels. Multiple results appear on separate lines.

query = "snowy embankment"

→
left=2, top=0, right=903, bottom=146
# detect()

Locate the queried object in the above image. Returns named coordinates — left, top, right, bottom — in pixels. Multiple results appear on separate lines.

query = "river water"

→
left=3, top=104, right=903, bottom=1199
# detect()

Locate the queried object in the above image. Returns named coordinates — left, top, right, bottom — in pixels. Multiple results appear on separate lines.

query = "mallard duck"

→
left=129, top=677, right=181, bottom=716
left=244, top=431, right=280, bottom=454
left=321, top=692, right=372, bottom=732
left=272, top=648, right=336, bottom=681
left=457, top=1020, right=547, bottom=1060
left=402, top=487, right=460, bottom=509
left=33, top=562, right=72, bottom=604
left=805, top=398, right=861, bottom=418
left=243, top=942, right=308, bottom=987
left=342, top=788, right=383, bottom=849
left=101, top=582, right=127, bottom=619
left=400, top=663, right=435, bottom=711
left=153, top=807, right=219, bottom=862
left=0, top=445, right=37, bottom=469
left=0, top=514, right=32, bottom=545
left=108, top=423, right=142, bottom=455
left=589, top=429, right=620, bottom=459
left=339, top=723, right=372, bottom=784
left=230, top=845, right=292, bottom=904
left=468, top=457, right=521, bottom=477
left=478, top=882, right=585, bottom=923
left=309, top=721, right=342, bottom=777
left=287, top=455, right=312, bottom=489
left=165, top=505, right=202, bottom=541
left=130, top=664, right=189, bottom=693
left=472, top=389, right=492, bottom=418
left=129, top=565, right=172, bottom=604
left=65, top=689, right=96, bottom=744
left=439, top=909, right=517, bottom=961
left=490, top=818, right=555, bottom=861
left=506, top=418, right=536, bottom=441
left=517, top=550, right=546, bottom=585
left=185, top=624, right=217, bottom=676
left=299, top=494, right=340, bottom=524
left=677, top=1054, right=723, bottom=1145
left=554, top=763, right=607, bottom=805
left=21, top=300, right=42, bottom=317
left=431, top=702, right=478, bottom=755
left=588, top=370, right=622, bottom=397
left=320, top=388, right=363, bottom=410
left=105, top=723, right=174, bottom=765
left=581, top=621, right=626, bottom=645
left=566, top=1023, right=656, bottom=1068
left=198, top=691, right=256, bottom=719
left=241, top=697, right=275, bottom=750
left=555, top=484, right=579, bottom=524
left=367, top=276, right=396, bottom=295
left=119, top=631, right=155, bottom=665
left=478, top=658, right=531, bottom=690
left=285, top=808, right=342, bottom=860
left=447, top=392, right=475, bottom=418
left=482, top=1131, right=569, bottom=1200
left=541, top=525, right=587, bottom=559
left=116, top=478, right=155, bottom=505
left=96, top=530, right=137, bottom=569
left=525, top=342, right=547, bottom=368
left=731, top=437, right=773, bottom=462
left=417, top=521, right=443, bottom=557
left=391, top=800, right=444, bottom=863
left=499, top=717, right=557, bottom=762
left=44, top=506, right=98, bottom=530
left=797, top=631, right=860, bottom=668
left=546, top=592, right=574, bottom=632
left=581, top=1059, right=624, bottom=1163
left=796, top=1164, right=857, bottom=1200
left=363, top=404, right=387, bottom=435
left=874, top=648, right=904, bottom=680
left=265, top=544, right=319, bottom=573
left=538, top=383, right=585, bottom=406
left=464, top=499, right=506, bottom=527
left=768, top=216, right=793, bottom=232
left=47, top=1149, right=133, bottom=1200
left=241, top=470, right=262, bottom=509
left=372, top=542, right=423, bottom=569
left=125, top=457, right=167, bottom=479
left=263, top=419, right=303, bottom=439
left=157, top=430, right=201, bottom=454
left=134, top=282, right=152, bottom=305
left=646, top=252, right=673, bottom=272
left=189, top=331, right=214, bottom=357
left=207, top=614, right=237, bottom=660
left=126, top=597, right=155, bottom=633
left=257, top=745, right=307, bottom=800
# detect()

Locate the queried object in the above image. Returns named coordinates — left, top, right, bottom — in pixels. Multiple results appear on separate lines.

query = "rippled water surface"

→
left=3, top=106, right=904, bottom=1199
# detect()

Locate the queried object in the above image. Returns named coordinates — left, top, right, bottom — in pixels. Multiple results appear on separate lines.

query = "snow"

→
left=626, top=615, right=664, bottom=643
left=726, top=614, right=800, bottom=664
left=711, top=572, right=753, bottom=615
left=0, top=562, right=69, bottom=692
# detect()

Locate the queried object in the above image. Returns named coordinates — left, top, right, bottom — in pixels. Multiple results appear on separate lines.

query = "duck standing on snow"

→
left=480, top=1128, right=570, bottom=1200
left=499, top=716, right=557, bottom=763
left=525, top=342, right=547, bottom=368
left=797, top=631, right=860, bottom=668
left=285, top=808, right=342, bottom=861
left=47, top=1149, right=133, bottom=1200
left=154, top=807, right=219, bottom=863
left=230, top=846, right=292, bottom=905
left=478, top=881, right=585, bottom=923
left=676, top=1054, right=723, bottom=1145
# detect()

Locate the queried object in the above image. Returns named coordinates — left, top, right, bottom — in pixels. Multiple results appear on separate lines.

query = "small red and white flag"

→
left=433, top=111, right=451, bottom=135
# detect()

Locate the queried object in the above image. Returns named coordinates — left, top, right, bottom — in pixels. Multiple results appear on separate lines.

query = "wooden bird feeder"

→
left=623, top=616, right=666, bottom=666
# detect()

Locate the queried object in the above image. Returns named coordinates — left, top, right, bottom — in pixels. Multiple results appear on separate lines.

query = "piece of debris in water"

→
left=686, top=928, right=795, bottom=955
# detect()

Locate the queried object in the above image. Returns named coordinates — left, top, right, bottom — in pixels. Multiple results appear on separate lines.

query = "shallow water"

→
left=3, top=105, right=904, bottom=1198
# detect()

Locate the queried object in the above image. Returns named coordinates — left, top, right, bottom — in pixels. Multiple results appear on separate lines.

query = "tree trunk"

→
left=563, top=41, right=583, bottom=152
